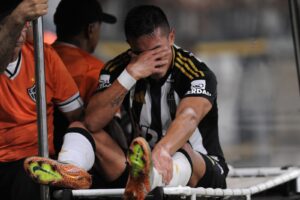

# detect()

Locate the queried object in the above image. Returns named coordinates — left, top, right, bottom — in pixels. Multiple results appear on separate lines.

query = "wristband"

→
left=117, top=69, right=137, bottom=90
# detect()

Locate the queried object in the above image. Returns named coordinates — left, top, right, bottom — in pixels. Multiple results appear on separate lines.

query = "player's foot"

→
left=24, top=156, right=92, bottom=189
left=124, top=137, right=153, bottom=200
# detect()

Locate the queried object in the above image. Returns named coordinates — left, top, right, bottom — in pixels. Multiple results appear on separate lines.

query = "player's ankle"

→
left=151, top=167, right=164, bottom=190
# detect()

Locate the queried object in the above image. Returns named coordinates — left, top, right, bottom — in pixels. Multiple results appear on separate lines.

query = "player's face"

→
left=129, top=27, right=175, bottom=80
left=88, top=22, right=101, bottom=53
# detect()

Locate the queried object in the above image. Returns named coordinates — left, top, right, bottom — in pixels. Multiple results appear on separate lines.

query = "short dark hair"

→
left=124, top=5, right=170, bottom=40
left=54, top=0, right=116, bottom=39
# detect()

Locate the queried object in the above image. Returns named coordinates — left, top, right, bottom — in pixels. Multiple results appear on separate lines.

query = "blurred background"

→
left=44, top=0, right=300, bottom=168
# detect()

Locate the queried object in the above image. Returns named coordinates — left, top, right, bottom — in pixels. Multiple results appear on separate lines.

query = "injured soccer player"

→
left=24, top=4, right=229, bottom=200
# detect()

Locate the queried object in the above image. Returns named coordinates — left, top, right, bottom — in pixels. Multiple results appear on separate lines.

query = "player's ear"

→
left=86, top=23, right=95, bottom=39
left=168, top=28, right=175, bottom=45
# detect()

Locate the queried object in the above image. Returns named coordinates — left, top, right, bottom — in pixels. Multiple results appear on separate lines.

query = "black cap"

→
left=54, top=0, right=117, bottom=27
left=0, top=0, right=21, bottom=21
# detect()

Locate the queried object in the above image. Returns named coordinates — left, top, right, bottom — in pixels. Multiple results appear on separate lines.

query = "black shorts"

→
left=196, top=153, right=228, bottom=189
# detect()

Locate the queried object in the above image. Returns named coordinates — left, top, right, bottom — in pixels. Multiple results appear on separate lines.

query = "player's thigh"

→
left=92, top=129, right=127, bottom=181
left=180, top=144, right=206, bottom=186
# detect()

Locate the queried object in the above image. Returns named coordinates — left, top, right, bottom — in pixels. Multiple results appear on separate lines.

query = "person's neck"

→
left=57, top=37, right=90, bottom=53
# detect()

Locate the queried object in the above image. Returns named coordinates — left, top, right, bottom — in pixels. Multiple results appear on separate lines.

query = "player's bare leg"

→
left=92, top=129, right=127, bottom=182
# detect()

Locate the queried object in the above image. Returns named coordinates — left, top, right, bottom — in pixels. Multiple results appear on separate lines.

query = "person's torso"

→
left=0, top=43, right=81, bottom=162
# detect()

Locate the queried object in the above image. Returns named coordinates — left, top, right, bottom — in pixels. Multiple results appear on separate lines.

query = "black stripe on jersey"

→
left=12, top=53, right=21, bottom=76
left=149, top=81, right=162, bottom=139
left=104, top=51, right=130, bottom=72
left=132, top=80, right=147, bottom=126
left=5, top=69, right=13, bottom=77
left=176, top=51, right=205, bottom=77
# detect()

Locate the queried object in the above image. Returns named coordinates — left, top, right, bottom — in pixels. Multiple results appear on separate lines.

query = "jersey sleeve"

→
left=45, top=45, right=83, bottom=113
left=181, top=62, right=217, bottom=104
left=96, top=51, right=130, bottom=92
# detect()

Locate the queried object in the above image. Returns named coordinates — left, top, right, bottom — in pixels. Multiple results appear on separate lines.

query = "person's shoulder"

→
left=173, top=45, right=205, bottom=66
left=43, top=42, right=57, bottom=52
left=78, top=49, right=104, bottom=67
left=43, top=42, right=66, bottom=62
left=173, top=45, right=213, bottom=79
left=102, top=50, right=131, bottom=73
left=22, top=42, right=34, bottom=55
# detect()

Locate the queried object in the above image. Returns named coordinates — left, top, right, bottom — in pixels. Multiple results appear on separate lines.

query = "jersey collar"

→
left=53, top=41, right=79, bottom=49
left=5, top=52, right=22, bottom=80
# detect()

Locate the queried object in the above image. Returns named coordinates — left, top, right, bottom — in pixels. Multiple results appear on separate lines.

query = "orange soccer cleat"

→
left=124, top=137, right=153, bottom=200
left=24, top=156, right=92, bottom=189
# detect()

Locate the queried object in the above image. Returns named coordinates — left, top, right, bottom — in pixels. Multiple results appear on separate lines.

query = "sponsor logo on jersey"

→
left=27, top=84, right=37, bottom=102
left=187, top=79, right=211, bottom=96
left=99, top=74, right=111, bottom=89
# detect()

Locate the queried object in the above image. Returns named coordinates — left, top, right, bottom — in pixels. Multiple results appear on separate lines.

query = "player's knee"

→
left=181, top=143, right=193, bottom=155
left=92, top=129, right=112, bottom=145
left=180, top=143, right=207, bottom=186
left=69, top=121, right=88, bottom=130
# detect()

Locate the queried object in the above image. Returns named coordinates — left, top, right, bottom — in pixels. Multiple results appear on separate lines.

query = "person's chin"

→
left=150, top=73, right=164, bottom=80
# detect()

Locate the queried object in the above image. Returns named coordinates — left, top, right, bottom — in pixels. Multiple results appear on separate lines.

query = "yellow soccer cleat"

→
left=124, top=137, right=153, bottom=200
left=24, top=156, right=92, bottom=189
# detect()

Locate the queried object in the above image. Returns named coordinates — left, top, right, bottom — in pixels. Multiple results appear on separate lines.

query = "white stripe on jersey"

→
left=132, top=73, right=207, bottom=154
left=5, top=53, right=22, bottom=80
left=57, top=92, right=83, bottom=113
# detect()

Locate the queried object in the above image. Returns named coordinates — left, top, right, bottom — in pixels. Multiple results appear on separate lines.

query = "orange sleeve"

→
left=44, top=45, right=83, bottom=112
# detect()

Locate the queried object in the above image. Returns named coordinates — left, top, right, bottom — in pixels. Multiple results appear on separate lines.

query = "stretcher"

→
left=53, top=166, right=300, bottom=200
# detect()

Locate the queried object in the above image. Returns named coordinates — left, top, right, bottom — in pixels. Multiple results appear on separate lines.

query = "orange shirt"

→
left=0, top=42, right=82, bottom=162
left=53, top=43, right=104, bottom=104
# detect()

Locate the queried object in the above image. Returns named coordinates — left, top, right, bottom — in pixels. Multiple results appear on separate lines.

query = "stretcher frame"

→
left=53, top=167, right=300, bottom=200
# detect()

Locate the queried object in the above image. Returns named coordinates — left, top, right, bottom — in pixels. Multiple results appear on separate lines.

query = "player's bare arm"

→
left=64, top=107, right=84, bottom=122
left=152, top=97, right=212, bottom=183
left=0, top=0, right=48, bottom=73
left=85, top=46, right=169, bottom=132
left=85, top=81, right=128, bottom=132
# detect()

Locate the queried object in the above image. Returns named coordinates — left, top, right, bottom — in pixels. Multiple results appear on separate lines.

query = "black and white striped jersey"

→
left=98, top=45, right=226, bottom=163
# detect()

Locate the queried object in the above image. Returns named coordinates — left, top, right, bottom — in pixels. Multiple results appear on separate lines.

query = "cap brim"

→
left=101, top=12, right=117, bottom=24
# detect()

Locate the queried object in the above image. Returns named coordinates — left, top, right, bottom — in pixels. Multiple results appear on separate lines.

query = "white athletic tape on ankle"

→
left=151, top=152, right=192, bottom=189
left=58, top=132, right=95, bottom=171
left=151, top=167, right=165, bottom=190
left=117, top=69, right=137, bottom=90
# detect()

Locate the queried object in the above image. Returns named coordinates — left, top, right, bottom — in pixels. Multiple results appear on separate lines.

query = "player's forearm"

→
left=0, top=13, right=25, bottom=73
left=157, top=108, right=200, bottom=155
left=84, top=81, right=128, bottom=132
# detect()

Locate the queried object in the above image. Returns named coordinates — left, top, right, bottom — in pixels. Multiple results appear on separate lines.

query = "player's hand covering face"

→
left=127, top=27, right=174, bottom=80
